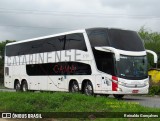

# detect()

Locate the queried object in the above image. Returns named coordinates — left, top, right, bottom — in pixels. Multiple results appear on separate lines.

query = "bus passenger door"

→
left=47, top=76, right=60, bottom=91
left=57, top=75, right=67, bottom=91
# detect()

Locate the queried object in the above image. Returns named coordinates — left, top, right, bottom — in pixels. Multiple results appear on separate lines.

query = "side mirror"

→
left=146, top=49, right=158, bottom=68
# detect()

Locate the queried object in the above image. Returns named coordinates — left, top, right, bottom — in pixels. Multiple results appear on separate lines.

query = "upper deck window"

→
left=6, top=33, right=87, bottom=56
left=86, top=28, right=145, bottom=51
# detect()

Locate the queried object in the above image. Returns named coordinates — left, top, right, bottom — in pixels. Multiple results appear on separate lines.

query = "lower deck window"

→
left=5, top=67, right=9, bottom=75
left=26, top=62, right=91, bottom=76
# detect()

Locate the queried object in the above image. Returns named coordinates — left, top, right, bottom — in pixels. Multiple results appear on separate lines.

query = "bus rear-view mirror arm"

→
left=146, top=49, right=158, bottom=68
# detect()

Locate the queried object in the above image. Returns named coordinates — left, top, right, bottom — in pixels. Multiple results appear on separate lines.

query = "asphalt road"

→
left=120, top=95, right=160, bottom=108
left=0, top=88, right=15, bottom=92
left=109, top=95, right=160, bottom=108
left=0, top=88, right=160, bottom=108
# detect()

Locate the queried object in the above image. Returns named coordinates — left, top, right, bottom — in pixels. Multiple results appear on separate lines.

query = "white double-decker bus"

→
left=4, top=27, right=155, bottom=98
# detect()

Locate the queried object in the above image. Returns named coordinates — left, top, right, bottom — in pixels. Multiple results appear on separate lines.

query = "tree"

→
left=138, top=27, right=160, bottom=68
left=0, top=40, right=15, bottom=77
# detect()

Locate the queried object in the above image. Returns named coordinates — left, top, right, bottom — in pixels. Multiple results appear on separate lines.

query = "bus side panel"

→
left=27, top=76, right=47, bottom=91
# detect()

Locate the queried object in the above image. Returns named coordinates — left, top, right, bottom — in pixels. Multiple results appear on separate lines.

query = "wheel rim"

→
left=16, top=83, right=20, bottom=91
left=71, top=82, right=79, bottom=92
left=22, top=83, right=27, bottom=92
left=85, top=83, right=93, bottom=95
left=23, top=84, right=26, bottom=91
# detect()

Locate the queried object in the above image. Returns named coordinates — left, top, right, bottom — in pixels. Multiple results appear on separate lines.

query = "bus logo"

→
left=2, top=113, right=11, bottom=118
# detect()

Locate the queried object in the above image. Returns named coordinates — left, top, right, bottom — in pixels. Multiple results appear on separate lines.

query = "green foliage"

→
left=138, top=27, right=160, bottom=68
left=149, top=86, right=160, bottom=95
left=0, top=40, right=15, bottom=59
left=0, top=92, right=159, bottom=112
left=0, top=40, right=15, bottom=77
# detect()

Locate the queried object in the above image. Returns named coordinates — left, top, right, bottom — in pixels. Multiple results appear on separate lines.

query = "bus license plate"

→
left=132, top=90, right=139, bottom=93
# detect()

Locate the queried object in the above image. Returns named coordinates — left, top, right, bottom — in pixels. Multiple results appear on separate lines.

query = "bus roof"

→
left=6, top=29, right=86, bottom=46
left=6, top=27, right=133, bottom=46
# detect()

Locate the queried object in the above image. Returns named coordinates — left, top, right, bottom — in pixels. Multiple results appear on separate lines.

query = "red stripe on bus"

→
left=112, top=76, right=118, bottom=91
left=112, top=81, right=118, bottom=91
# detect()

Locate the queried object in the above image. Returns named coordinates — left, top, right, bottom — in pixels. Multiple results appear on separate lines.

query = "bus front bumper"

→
left=99, top=85, right=149, bottom=95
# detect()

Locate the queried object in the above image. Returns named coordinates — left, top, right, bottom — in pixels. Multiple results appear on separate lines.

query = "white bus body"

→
left=4, top=28, right=150, bottom=98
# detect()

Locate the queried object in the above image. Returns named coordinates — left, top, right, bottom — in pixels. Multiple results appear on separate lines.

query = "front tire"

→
left=113, top=94, right=124, bottom=99
left=21, top=81, right=28, bottom=92
left=105, top=94, right=109, bottom=97
left=84, top=81, right=94, bottom=96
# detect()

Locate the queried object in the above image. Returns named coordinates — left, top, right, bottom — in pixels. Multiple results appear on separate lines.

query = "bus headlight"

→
left=118, top=81, right=122, bottom=85
left=118, top=81, right=126, bottom=86
left=144, top=80, right=149, bottom=86
left=117, top=87, right=122, bottom=91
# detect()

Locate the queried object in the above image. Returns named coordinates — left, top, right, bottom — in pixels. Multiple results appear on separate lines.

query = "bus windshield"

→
left=86, top=28, right=145, bottom=51
left=117, top=55, right=148, bottom=80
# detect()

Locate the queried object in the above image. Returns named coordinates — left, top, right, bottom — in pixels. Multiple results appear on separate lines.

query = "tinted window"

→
left=86, top=29, right=110, bottom=47
left=5, top=67, right=9, bottom=76
left=6, top=33, right=87, bottom=56
left=93, top=49, right=116, bottom=75
left=65, top=33, right=87, bottom=51
left=108, top=29, right=145, bottom=51
left=86, top=28, right=145, bottom=51
left=26, top=62, right=91, bottom=75
left=6, top=36, right=65, bottom=56
left=117, top=55, right=148, bottom=80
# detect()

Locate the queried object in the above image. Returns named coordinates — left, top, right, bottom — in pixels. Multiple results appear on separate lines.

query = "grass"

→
left=0, top=92, right=159, bottom=112
left=0, top=92, right=159, bottom=121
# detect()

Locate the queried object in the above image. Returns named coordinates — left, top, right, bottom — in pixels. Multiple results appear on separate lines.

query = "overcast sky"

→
left=0, top=0, right=160, bottom=41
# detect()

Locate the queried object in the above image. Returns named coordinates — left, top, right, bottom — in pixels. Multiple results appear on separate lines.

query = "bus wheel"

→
left=70, top=81, right=79, bottom=93
left=113, top=94, right=124, bottom=99
left=22, top=81, right=28, bottom=92
left=15, top=81, right=21, bottom=92
left=84, top=81, right=94, bottom=96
